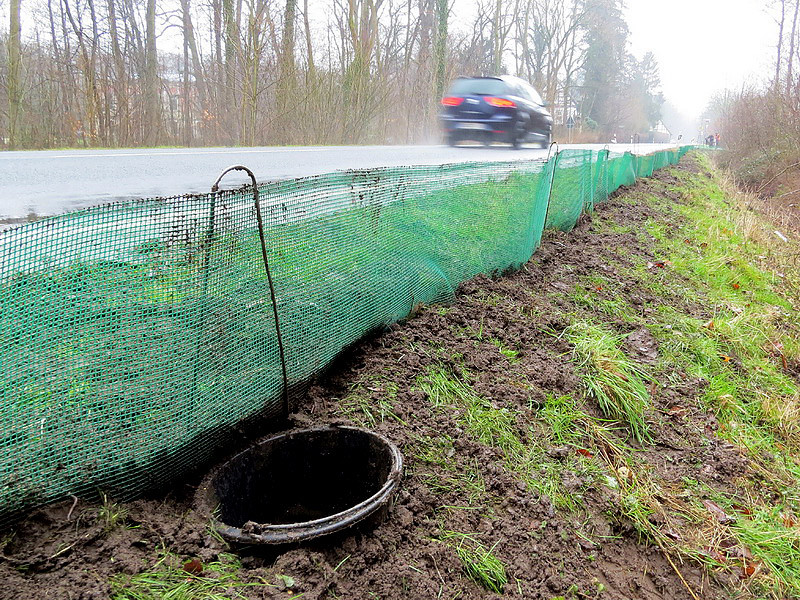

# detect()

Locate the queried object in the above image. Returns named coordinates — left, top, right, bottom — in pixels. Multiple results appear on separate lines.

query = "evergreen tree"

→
left=579, top=0, right=662, bottom=136
left=580, top=0, right=628, bottom=134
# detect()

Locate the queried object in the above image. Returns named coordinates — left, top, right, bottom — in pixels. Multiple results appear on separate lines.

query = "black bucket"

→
left=196, top=426, right=403, bottom=544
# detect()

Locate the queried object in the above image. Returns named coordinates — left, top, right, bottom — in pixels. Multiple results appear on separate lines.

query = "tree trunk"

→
left=144, top=0, right=159, bottom=145
left=223, top=0, right=238, bottom=142
left=8, top=0, right=22, bottom=148
left=241, top=0, right=263, bottom=146
left=47, top=0, right=70, bottom=144
left=492, top=0, right=503, bottom=73
left=344, top=0, right=383, bottom=143
left=213, top=0, right=223, bottom=72
left=777, top=0, right=786, bottom=88
left=277, top=0, right=296, bottom=143
left=417, top=0, right=433, bottom=137
left=181, top=0, right=208, bottom=129
left=87, top=0, right=107, bottom=145
left=303, top=0, right=314, bottom=77
left=183, top=9, right=192, bottom=145
left=62, top=0, right=100, bottom=145
left=788, top=0, right=799, bottom=96
left=433, top=0, right=448, bottom=101
left=107, top=0, right=130, bottom=145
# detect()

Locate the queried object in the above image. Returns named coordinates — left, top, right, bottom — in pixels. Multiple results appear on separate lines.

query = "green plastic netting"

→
left=0, top=146, right=691, bottom=524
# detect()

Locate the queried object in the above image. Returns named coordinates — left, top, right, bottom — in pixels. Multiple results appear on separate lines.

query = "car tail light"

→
left=485, top=97, right=516, bottom=108
left=441, top=97, right=464, bottom=106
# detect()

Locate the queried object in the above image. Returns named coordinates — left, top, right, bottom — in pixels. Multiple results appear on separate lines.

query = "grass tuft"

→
left=339, top=380, right=407, bottom=427
left=98, top=492, right=128, bottom=533
left=540, top=394, right=587, bottom=445
left=417, top=367, right=519, bottom=452
left=441, top=531, right=507, bottom=593
left=564, top=321, right=652, bottom=442
left=729, top=505, right=800, bottom=597
left=419, top=368, right=604, bottom=510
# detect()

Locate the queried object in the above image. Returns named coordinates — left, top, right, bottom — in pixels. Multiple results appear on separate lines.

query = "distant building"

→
left=648, top=120, right=671, bottom=143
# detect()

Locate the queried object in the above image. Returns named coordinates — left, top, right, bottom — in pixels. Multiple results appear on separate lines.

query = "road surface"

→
left=0, top=143, right=677, bottom=220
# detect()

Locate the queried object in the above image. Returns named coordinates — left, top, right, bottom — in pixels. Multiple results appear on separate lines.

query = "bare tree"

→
left=275, top=0, right=296, bottom=143
left=63, top=0, right=106, bottom=145
left=222, top=0, right=240, bottom=141
left=433, top=0, right=448, bottom=100
left=4, top=0, right=661, bottom=148
left=787, top=0, right=799, bottom=96
left=302, top=0, right=314, bottom=76
left=776, top=0, right=786, bottom=87
left=510, top=0, right=586, bottom=126
left=8, top=0, right=22, bottom=147
left=144, top=0, right=160, bottom=144
left=107, top=0, right=130, bottom=145
left=340, top=0, right=384, bottom=142
left=240, top=0, right=269, bottom=145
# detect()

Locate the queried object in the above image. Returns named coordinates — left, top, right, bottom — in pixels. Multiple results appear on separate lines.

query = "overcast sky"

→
left=625, top=0, right=776, bottom=118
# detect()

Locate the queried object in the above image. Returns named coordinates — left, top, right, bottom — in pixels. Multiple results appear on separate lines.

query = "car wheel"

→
left=539, top=131, right=551, bottom=149
left=511, top=127, right=525, bottom=149
left=511, top=122, right=526, bottom=149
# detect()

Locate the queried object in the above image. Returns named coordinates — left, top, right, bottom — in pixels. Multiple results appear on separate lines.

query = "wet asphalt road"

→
left=0, top=143, right=676, bottom=220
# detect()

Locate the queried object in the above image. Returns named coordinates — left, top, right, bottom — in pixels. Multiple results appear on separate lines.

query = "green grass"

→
left=586, top=155, right=800, bottom=596
left=534, top=156, right=800, bottom=597
left=564, top=321, right=652, bottom=443
left=440, top=531, right=507, bottom=593
left=627, top=157, right=800, bottom=480
left=569, top=280, right=635, bottom=319
left=338, top=379, right=407, bottom=427
left=98, top=492, right=129, bottom=533
left=680, top=490, right=800, bottom=598
left=423, top=459, right=487, bottom=504
left=418, top=367, right=603, bottom=510
left=415, top=153, right=800, bottom=598
left=729, top=505, right=800, bottom=597
left=417, top=367, right=520, bottom=452
left=409, top=435, right=487, bottom=504
left=539, top=394, right=588, bottom=446
left=110, top=552, right=270, bottom=600
left=489, top=337, right=520, bottom=361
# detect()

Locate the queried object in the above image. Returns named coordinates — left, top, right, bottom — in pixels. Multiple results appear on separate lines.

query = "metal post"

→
left=544, top=141, right=561, bottom=226
left=211, top=165, right=290, bottom=419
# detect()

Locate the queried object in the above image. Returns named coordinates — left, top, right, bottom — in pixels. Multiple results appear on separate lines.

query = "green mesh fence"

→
left=0, top=146, right=691, bottom=524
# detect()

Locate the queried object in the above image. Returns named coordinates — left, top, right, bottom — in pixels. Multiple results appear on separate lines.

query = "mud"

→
left=0, top=156, right=743, bottom=599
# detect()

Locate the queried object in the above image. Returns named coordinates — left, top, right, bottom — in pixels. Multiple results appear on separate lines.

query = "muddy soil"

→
left=0, top=156, right=740, bottom=600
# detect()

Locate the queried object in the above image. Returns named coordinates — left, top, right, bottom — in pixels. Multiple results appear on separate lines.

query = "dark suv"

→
left=439, top=76, right=553, bottom=148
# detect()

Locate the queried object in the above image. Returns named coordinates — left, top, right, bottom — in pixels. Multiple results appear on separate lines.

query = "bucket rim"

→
left=195, top=425, right=403, bottom=544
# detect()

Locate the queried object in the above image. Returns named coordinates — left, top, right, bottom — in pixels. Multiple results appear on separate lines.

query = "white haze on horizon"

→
left=626, top=0, right=775, bottom=122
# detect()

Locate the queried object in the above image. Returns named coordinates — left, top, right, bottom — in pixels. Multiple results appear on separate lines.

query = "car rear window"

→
left=526, top=85, right=544, bottom=106
left=447, top=78, right=507, bottom=96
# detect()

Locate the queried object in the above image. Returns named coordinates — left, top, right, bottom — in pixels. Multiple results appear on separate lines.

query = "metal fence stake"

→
left=211, top=165, right=290, bottom=419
